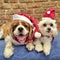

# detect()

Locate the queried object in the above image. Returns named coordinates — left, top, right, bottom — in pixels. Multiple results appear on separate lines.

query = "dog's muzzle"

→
left=18, top=27, right=23, bottom=32
left=47, top=28, right=51, bottom=33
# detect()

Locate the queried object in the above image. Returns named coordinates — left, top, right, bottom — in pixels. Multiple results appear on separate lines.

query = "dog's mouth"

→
left=47, top=31, right=51, bottom=33
left=47, top=30, right=52, bottom=33
left=13, top=34, right=27, bottom=41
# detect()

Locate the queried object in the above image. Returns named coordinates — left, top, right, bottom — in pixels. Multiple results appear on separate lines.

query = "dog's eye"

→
left=50, top=23, right=53, bottom=27
left=13, top=25, right=18, bottom=28
left=24, top=25, right=28, bottom=27
left=43, top=23, right=47, bottom=27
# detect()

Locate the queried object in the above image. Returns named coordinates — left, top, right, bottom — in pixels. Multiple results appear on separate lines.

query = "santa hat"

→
left=42, top=8, right=55, bottom=20
left=13, top=12, right=41, bottom=38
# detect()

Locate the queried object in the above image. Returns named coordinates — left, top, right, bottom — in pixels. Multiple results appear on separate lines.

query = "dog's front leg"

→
left=4, top=36, right=14, bottom=58
left=34, top=39, right=43, bottom=52
left=26, top=40, right=34, bottom=51
left=43, top=38, right=51, bottom=56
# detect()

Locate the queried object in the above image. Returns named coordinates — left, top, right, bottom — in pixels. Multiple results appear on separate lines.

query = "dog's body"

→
left=34, top=18, right=58, bottom=55
left=0, top=20, right=34, bottom=58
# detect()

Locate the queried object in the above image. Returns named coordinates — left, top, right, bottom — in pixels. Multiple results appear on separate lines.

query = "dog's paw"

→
left=26, top=43, right=34, bottom=51
left=43, top=49, right=50, bottom=56
left=35, top=44, right=43, bottom=52
left=4, top=48, right=14, bottom=58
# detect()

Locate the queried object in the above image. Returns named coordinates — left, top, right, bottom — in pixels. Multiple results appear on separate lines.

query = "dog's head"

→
left=11, top=20, right=33, bottom=41
left=39, top=18, right=58, bottom=36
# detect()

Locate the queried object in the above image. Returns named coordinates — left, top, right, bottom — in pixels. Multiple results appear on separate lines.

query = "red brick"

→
left=26, top=9, right=33, bottom=14
left=4, top=0, right=10, bottom=3
left=20, top=9, right=27, bottom=13
left=27, top=2, right=41, bottom=8
left=0, top=10, right=5, bottom=14
left=0, top=0, right=60, bottom=31
left=54, top=8, right=60, bottom=13
left=55, top=18, right=60, bottom=23
left=31, top=14, right=42, bottom=22
left=9, top=9, right=20, bottom=15
left=19, top=0, right=33, bottom=3
left=57, top=22, right=60, bottom=27
left=0, top=19, right=12, bottom=26
left=11, top=3, right=27, bottom=9
left=34, top=0, right=47, bottom=2
left=58, top=28, right=60, bottom=31
left=4, top=0, right=19, bottom=3
left=0, top=15, right=11, bottom=20
left=17, top=3, right=27, bottom=9
left=34, top=8, right=46, bottom=14
left=55, top=13, right=60, bottom=19
left=12, top=9, right=20, bottom=14
left=11, top=3, right=19, bottom=9
left=0, top=20, right=7, bottom=26
left=51, top=0, right=60, bottom=1
left=4, top=9, right=13, bottom=15
left=41, top=2, right=57, bottom=8
left=10, top=0, right=19, bottom=3
left=57, top=1, right=60, bottom=6
left=2, top=3, right=11, bottom=9
left=4, top=15, right=12, bottom=20
left=0, top=3, right=2, bottom=8
left=0, top=0, right=3, bottom=3
left=0, top=15, right=4, bottom=20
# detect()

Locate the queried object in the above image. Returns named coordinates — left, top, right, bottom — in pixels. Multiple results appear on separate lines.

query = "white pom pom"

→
left=47, top=11, right=50, bottom=14
left=34, top=32, right=41, bottom=38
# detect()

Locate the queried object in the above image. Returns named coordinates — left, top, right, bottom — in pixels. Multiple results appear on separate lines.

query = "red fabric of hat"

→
left=43, top=8, right=55, bottom=19
left=16, top=12, right=40, bottom=32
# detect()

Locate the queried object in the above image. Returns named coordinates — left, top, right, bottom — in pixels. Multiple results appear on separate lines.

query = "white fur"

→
left=41, top=37, right=52, bottom=55
left=39, top=18, right=57, bottom=36
left=4, top=36, right=14, bottom=58
left=14, top=24, right=28, bottom=36
left=13, top=14, right=33, bottom=26
left=34, top=39, right=43, bottom=52
left=0, top=29, right=4, bottom=39
left=34, top=18, right=58, bottom=55
left=26, top=41, right=34, bottom=51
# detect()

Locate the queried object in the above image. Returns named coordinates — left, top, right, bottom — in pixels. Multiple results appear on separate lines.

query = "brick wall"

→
left=0, top=0, right=60, bottom=31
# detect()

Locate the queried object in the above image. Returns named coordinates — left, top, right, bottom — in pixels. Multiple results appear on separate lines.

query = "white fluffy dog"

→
left=34, top=9, right=58, bottom=56
left=38, top=18, right=58, bottom=55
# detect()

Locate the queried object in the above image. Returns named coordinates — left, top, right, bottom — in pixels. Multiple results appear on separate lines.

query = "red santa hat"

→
left=13, top=12, right=41, bottom=38
left=42, top=8, right=55, bottom=20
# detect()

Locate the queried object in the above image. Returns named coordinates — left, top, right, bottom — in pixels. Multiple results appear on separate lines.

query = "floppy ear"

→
left=11, top=20, right=19, bottom=32
left=1, top=22, right=12, bottom=37
left=29, top=25, right=33, bottom=39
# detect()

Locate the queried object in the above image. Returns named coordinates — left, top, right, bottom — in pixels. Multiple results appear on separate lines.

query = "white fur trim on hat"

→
left=42, top=17, right=56, bottom=22
left=42, top=17, right=54, bottom=21
left=13, top=14, right=33, bottom=26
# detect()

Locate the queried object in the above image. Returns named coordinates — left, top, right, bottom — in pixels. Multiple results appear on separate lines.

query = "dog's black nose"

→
left=18, top=27, right=23, bottom=32
left=47, top=28, right=51, bottom=31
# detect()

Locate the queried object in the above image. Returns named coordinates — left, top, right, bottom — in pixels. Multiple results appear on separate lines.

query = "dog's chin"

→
left=42, top=30, right=53, bottom=36
left=13, top=33, right=28, bottom=41
left=46, top=31, right=52, bottom=36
